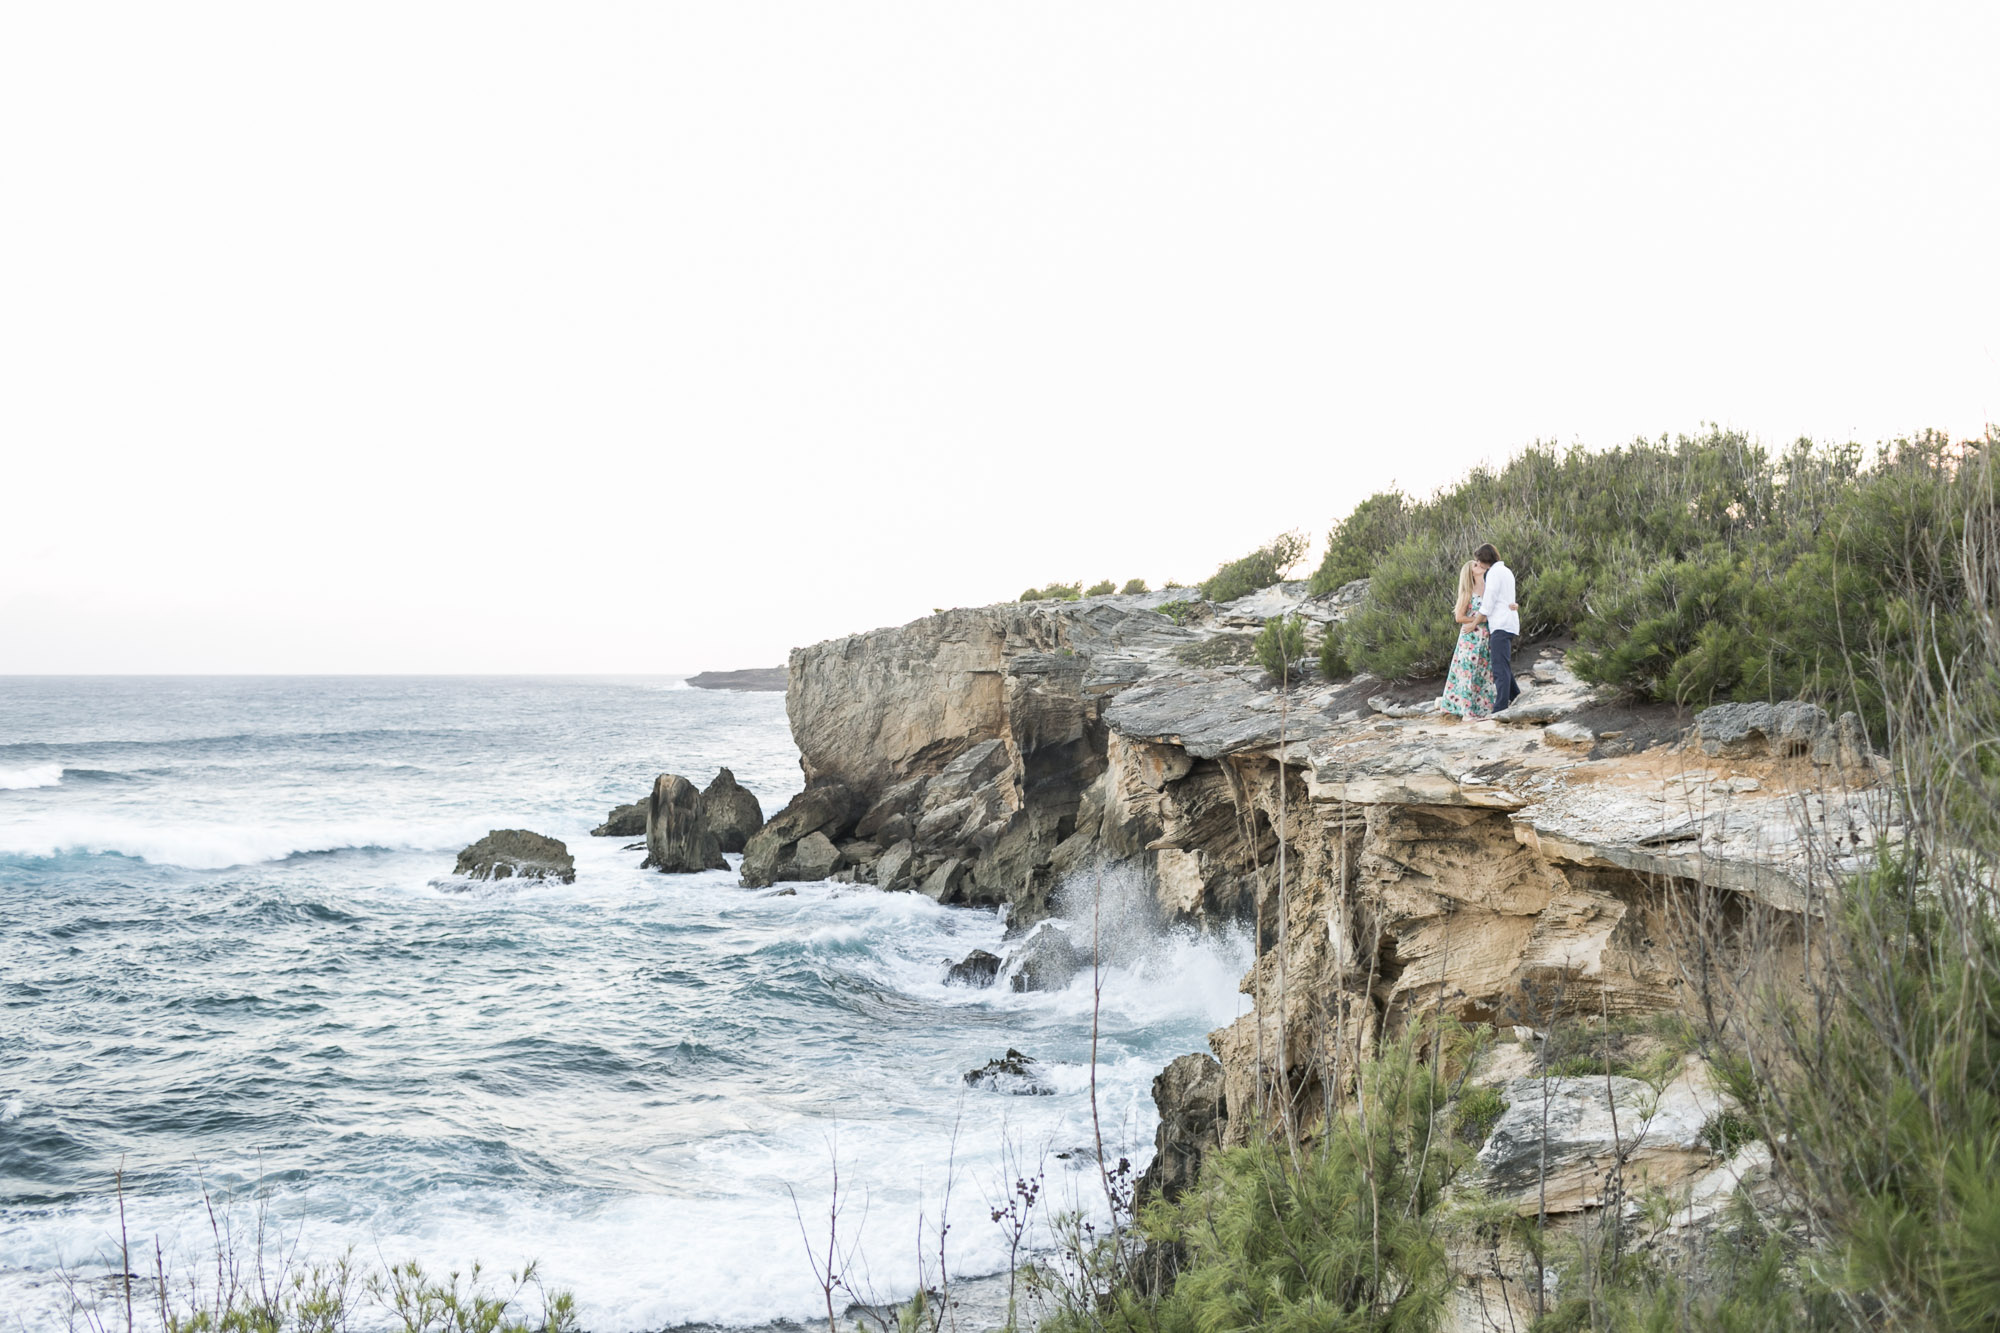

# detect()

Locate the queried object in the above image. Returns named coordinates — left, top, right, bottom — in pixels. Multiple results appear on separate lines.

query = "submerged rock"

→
left=644, top=773, right=728, bottom=874
left=701, top=767, right=765, bottom=853
left=591, top=800, right=648, bottom=838
left=945, top=949, right=1003, bottom=988
left=455, top=829, right=576, bottom=884
left=1005, top=921, right=1082, bottom=993
left=964, top=1049, right=1055, bottom=1096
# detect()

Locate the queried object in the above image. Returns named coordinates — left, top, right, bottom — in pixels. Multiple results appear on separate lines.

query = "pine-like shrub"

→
left=1199, top=532, right=1308, bottom=603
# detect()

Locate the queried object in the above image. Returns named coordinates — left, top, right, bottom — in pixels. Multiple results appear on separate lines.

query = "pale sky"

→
left=4, top=3, right=1996, bottom=674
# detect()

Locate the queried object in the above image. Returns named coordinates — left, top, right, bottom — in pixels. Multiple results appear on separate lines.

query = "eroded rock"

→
left=590, top=801, right=648, bottom=838
left=945, top=949, right=1003, bottom=987
left=701, top=768, right=765, bottom=853
left=456, top=829, right=576, bottom=884
left=740, top=782, right=859, bottom=887
left=964, top=1049, right=1055, bottom=1096
left=645, top=773, right=727, bottom=873
left=1137, top=1053, right=1226, bottom=1204
left=1005, top=921, right=1082, bottom=992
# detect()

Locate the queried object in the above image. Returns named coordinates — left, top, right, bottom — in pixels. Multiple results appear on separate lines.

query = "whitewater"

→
left=0, top=676, right=1251, bottom=1330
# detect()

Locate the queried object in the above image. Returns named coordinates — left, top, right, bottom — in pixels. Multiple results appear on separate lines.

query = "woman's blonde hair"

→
left=1456, top=559, right=1478, bottom=608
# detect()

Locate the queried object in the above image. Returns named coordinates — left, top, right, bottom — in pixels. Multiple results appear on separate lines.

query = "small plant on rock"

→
left=1254, top=614, right=1307, bottom=681
left=1121, top=578, right=1148, bottom=595
left=1085, top=580, right=1116, bottom=597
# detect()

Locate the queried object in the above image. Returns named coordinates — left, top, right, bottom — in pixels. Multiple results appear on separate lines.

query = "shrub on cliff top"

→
left=1085, top=579, right=1117, bottom=597
left=1253, top=614, right=1307, bottom=681
left=1121, top=578, right=1149, bottom=595
left=1309, top=427, right=1996, bottom=731
left=1198, top=531, right=1308, bottom=603
left=1018, top=582, right=1083, bottom=603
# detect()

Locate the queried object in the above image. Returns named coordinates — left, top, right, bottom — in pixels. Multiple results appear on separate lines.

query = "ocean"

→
left=0, top=676, right=1250, bottom=1330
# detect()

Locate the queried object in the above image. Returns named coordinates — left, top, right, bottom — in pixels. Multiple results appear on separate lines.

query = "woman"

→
left=1438, top=559, right=1498, bottom=718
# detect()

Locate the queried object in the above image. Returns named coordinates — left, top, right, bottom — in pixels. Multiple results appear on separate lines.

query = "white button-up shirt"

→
left=1482, top=562, right=1520, bottom=635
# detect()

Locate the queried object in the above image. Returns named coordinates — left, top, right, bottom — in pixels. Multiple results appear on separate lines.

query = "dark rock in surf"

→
left=700, top=767, right=765, bottom=853
left=644, top=773, right=728, bottom=874
left=945, top=949, right=1003, bottom=988
left=455, top=829, right=576, bottom=884
left=964, top=1048, right=1055, bottom=1096
left=591, top=800, right=649, bottom=838
left=1006, top=921, right=1082, bottom=992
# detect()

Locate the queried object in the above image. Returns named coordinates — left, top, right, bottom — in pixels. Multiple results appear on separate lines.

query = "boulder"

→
left=789, top=831, right=843, bottom=882
left=1005, top=921, right=1083, bottom=992
left=644, top=773, right=728, bottom=873
left=740, top=781, right=860, bottom=887
left=875, top=839, right=917, bottom=891
left=945, top=949, right=1003, bottom=987
left=1137, top=1053, right=1226, bottom=1204
left=1475, top=1071, right=1721, bottom=1215
left=919, top=858, right=968, bottom=903
left=590, top=800, right=648, bottom=838
left=963, top=1048, right=1055, bottom=1096
left=456, top=829, right=576, bottom=884
left=1692, top=701, right=1829, bottom=758
left=701, top=767, right=766, bottom=853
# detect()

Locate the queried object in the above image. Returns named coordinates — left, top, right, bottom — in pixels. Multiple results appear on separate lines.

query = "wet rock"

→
left=701, top=767, right=766, bottom=853
left=590, top=800, right=648, bottom=838
left=789, top=831, right=843, bottom=882
left=1005, top=921, right=1082, bottom=992
left=964, top=1048, right=1055, bottom=1096
left=945, top=949, right=1003, bottom=987
left=740, top=782, right=860, bottom=887
left=875, top=839, right=917, bottom=891
left=919, top=857, right=968, bottom=903
left=1137, top=1053, right=1226, bottom=1205
left=456, top=829, right=576, bottom=884
left=645, top=773, right=728, bottom=873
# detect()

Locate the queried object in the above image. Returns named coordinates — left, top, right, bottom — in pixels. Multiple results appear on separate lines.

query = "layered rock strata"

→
left=644, top=773, right=728, bottom=873
left=769, top=583, right=1888, bottom=1320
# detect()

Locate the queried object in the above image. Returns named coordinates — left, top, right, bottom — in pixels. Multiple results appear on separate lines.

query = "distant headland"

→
left=685, top=667, right=788, bottom=692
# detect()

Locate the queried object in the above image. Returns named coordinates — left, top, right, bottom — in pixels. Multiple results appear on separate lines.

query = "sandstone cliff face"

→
left=770, top=584, right=1888, bottom=1318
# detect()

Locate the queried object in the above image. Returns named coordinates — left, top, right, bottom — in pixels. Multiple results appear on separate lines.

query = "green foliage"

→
left=1699, top=1111, right=1757, bottom=1157
left=1199, top=531, right=1308, bottom=603
left=1319, top=622, right=1353, bottom=680
left=1085, top=580, right=1117, bottom=597
left=1121, top=578, right=1149, bottom=595
left=1073, top=1027, right=1486, bottom=1333
left=1154, top=599, right=1197, bottom=626
left=1313, top=428, right=1995, bottom=734
left=1454, top=1084, right=1507, bottom=1147
left=136, top=1250, right=576, bottom=1333
left=1254, top=614, right=1308, bottom=680
left=1019, top=582, right=1083, bottom=603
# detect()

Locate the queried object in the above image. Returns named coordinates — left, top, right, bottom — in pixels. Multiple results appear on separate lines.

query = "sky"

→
left=4, top=3, right=1997, bottom=674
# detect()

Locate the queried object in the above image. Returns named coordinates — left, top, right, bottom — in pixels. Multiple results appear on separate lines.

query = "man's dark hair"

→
left=1473, top=543, right=1500, bottom=565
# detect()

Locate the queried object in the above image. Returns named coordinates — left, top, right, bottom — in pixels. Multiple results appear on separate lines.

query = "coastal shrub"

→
left=1318, top=622, right=1352, bottom=680
left=1018, top=582, right=1083, bottom=604
left=1154, top=599, right=1197, bottom=626
left=1310, top=427, right=1995, bottom=732
left=1121, top=578, right=1148, bottom=595
left=1253, top=614, right=1307, bottom=681
left=1085, top=580, right=1117, bottom=597
left=1198, top=531, right=1308, bottom=604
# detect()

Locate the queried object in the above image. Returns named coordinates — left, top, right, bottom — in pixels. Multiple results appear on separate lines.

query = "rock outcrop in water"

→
left=590, top=800, right=649, bottom=838
left=700, top=767, right=765, bottom=853
left=644, top=773, right=728, bottom=873
left=769, top=580, right=1893, bottom=1327
left=455, top=829, right=577, bottom=883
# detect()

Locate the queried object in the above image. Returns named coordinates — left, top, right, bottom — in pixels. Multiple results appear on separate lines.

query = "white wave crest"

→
left=0, top=763, right=62, bottom=790
left=0, top=814, right=484, bottom=870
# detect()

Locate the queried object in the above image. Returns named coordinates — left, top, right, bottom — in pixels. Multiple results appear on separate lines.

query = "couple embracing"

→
left=1438, top=543, right=1523, bottom=720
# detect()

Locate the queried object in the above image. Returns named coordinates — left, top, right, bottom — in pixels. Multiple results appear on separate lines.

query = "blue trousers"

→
left=1490, top=630, right=1520, bottom=708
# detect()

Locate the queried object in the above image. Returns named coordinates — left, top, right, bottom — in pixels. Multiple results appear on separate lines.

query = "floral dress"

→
left=1439, top=594, right=1498, bottom=718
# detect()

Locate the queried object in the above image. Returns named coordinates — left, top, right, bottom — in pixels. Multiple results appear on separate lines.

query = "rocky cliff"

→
left=763, top=582, right=1890, bottom=1327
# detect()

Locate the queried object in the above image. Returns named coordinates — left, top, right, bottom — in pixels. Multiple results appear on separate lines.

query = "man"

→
left=1473, top=543, right=1521, bottom=711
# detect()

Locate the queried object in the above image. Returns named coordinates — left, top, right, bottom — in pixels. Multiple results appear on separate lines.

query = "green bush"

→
left=1121, top=578, right=1149, bottom=595
left=1199, top=531, right=1308, bottom=603
left=1309, top=428, right=1996, bottom=733
left=1154, top=599, right=1197, bottom=626
left=1018, top=582, right=1082, bottom=604
left=1318, top=622, right=1352, bottom=680
left=1253, top=614, right=1307, bottom=680
left=1085, top=580, right=1117, bottom=597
